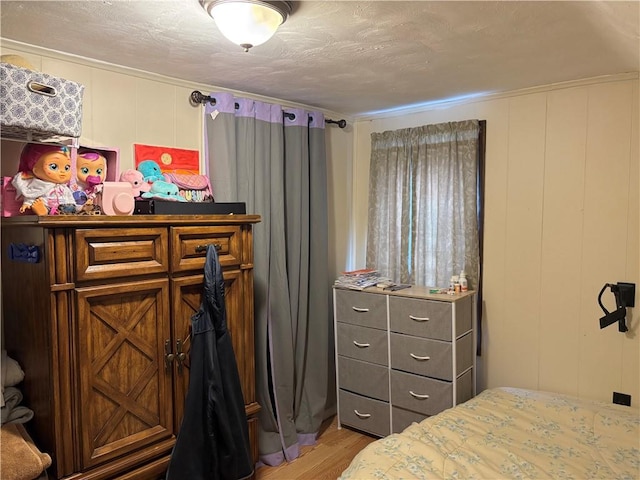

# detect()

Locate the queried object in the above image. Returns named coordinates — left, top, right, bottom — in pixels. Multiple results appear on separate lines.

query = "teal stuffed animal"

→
left=137, top=160, right=165, bottom=183
left=141, top=180, right=187, bottom=202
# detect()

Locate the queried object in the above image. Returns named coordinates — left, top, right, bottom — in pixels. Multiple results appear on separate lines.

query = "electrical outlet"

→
left=618, top=282, right=635, bottom=308
left=613, top=392, right=631, bottom=406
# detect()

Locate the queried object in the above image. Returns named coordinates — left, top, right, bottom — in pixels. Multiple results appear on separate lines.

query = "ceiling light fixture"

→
left=202, top=0, right=292, bottom=52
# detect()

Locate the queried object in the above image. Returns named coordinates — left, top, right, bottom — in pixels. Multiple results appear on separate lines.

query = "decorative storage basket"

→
left=0, top=62, right=85, bottom=141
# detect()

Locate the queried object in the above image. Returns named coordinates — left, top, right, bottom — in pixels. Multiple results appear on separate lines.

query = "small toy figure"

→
left=73, top=150, right=107, bottom=206
left=11, top=143, right=76, bottom=215
left=120, top=169, right=151, bottom=197
left=76, top=150, right=107, bottom=194
left=137, top=160, right=165, bottom=183
left=141, top=180, right=187, bottom=202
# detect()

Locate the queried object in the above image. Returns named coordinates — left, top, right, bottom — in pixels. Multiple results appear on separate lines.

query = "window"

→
left=366, top=120, right=485, bottom=294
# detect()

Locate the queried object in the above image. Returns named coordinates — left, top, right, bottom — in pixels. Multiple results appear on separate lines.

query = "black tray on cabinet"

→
left=134, top=199, right=246, bottom=215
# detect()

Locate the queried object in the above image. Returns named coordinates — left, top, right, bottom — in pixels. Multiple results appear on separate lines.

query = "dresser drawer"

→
left=390, top=370, right=452, bottom=416
left=455, top=368, right=474, bottom=405
left=337, top=322, right=388, bottom=366
left=389, top=297, right=452, bottom=340
left=75, top=228, right=169, bottom=281
left=335, top=290, right=387, bottom=330
left=339, top=390, right=390, bottom=437
left=392, top=406, right=426, bottom=434
left=338, top=356, right=389, bottom=401
left=390, top=333, right=452, bottom=381
left=171, top=226, right=242, bottom=273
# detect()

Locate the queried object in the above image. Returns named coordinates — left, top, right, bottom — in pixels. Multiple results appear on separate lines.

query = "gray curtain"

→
left=367, top=120, right=480, bottom=291
left=204, top=93, right=330, bottom=467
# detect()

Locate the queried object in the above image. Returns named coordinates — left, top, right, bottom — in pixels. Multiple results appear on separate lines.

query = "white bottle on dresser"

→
left=459, top=271, right=468, bottom=292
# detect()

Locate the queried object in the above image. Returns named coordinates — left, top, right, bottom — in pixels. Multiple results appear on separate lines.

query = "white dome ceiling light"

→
left=202, top=0, right=292, bottom=52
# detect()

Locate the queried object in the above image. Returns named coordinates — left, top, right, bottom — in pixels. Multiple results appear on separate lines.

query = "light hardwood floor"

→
left=255, top=416, right=376, bottom=480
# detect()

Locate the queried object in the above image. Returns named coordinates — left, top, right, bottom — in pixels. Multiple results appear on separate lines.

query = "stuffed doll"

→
left=73, top=150, right=107, bottom=206
left=120, top=169, right=151, bottom=198
left=141, top=180, right=187, bottom=202
left=11, top=143, right=77, bottom=215
left=137, top=160, right=165, bottom=183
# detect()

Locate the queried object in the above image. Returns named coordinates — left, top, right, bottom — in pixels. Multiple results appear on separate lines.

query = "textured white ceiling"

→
left=1, top=1, right=638, bottom=117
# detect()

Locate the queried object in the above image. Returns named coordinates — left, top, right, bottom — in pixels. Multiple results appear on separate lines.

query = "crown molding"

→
left=0, top=38, right=352, bottom=123
left=354, top=72, right=639, bottom=121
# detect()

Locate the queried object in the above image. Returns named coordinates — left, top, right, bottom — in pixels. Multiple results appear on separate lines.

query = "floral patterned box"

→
left=0, top=62, right=84, bottom=141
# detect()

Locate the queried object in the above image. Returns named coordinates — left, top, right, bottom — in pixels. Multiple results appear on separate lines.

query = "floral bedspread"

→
left=339, top=387, right=640, bottom=480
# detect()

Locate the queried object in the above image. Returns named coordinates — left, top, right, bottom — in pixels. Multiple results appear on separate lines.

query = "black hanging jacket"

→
left=166, top=245, right=253, bottom=480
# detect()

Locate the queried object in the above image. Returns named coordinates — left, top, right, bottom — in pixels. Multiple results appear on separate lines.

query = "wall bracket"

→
left=598, top=282, right=635, bottom=333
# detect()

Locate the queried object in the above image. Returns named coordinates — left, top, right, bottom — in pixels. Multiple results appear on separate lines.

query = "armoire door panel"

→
left=222, top=270, right=246, bottom=390
left=170, top=269, right=248, bottom=427
left=170, top=274, right=201, bottom=428
left=75, top=279, right=173, bottom=470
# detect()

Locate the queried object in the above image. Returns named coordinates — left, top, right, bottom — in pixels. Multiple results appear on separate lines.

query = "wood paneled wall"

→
left=353, top=77, right=639, bottom=403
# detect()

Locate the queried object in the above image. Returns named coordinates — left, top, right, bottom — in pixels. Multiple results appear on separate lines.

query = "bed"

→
left=339, top=387, right=640, bottom=479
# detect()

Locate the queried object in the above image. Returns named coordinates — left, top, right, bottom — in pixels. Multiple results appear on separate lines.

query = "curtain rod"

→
left=190, top=90, right=347, bottom=128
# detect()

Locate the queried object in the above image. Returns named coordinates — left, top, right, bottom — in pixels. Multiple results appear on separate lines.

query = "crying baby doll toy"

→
left=72, top=149, right=107, bottom=207
left=11, top=143, right=77, bottom=215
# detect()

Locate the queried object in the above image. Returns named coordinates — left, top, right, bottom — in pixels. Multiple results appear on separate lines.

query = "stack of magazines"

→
left=334, top=269, right=388, bottom=290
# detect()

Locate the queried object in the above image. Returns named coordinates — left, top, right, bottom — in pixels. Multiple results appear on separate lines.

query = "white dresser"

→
left=334, top=285, right=476, bottom=437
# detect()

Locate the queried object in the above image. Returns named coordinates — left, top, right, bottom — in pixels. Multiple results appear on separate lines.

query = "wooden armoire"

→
left=1, top=214, right=260, bottom=479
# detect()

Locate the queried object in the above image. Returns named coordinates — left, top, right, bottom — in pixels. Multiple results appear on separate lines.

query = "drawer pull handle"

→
left=354, top=410, right=371, bottom=419
left=410, top=353, right=431, bottom=361
left=353, top=341, right=370, bottom=348
left=409, top=391, right=430, bottom=400
left=352, top=307, right=369, bottom=313
left=409, top=315, right=429, bottom=322
left=195, top=243, right=222, bottom=253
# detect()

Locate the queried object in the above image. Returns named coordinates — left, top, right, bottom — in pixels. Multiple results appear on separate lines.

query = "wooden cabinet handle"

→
left=195, top=243, right=222, bottom=253
left=175, top=339, right=187, bottom=373
left=354, top=410, right=371, bottom=419
left=353, top=341, right=371, bottom=348
left=164, top=339, right=174, bottom=372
